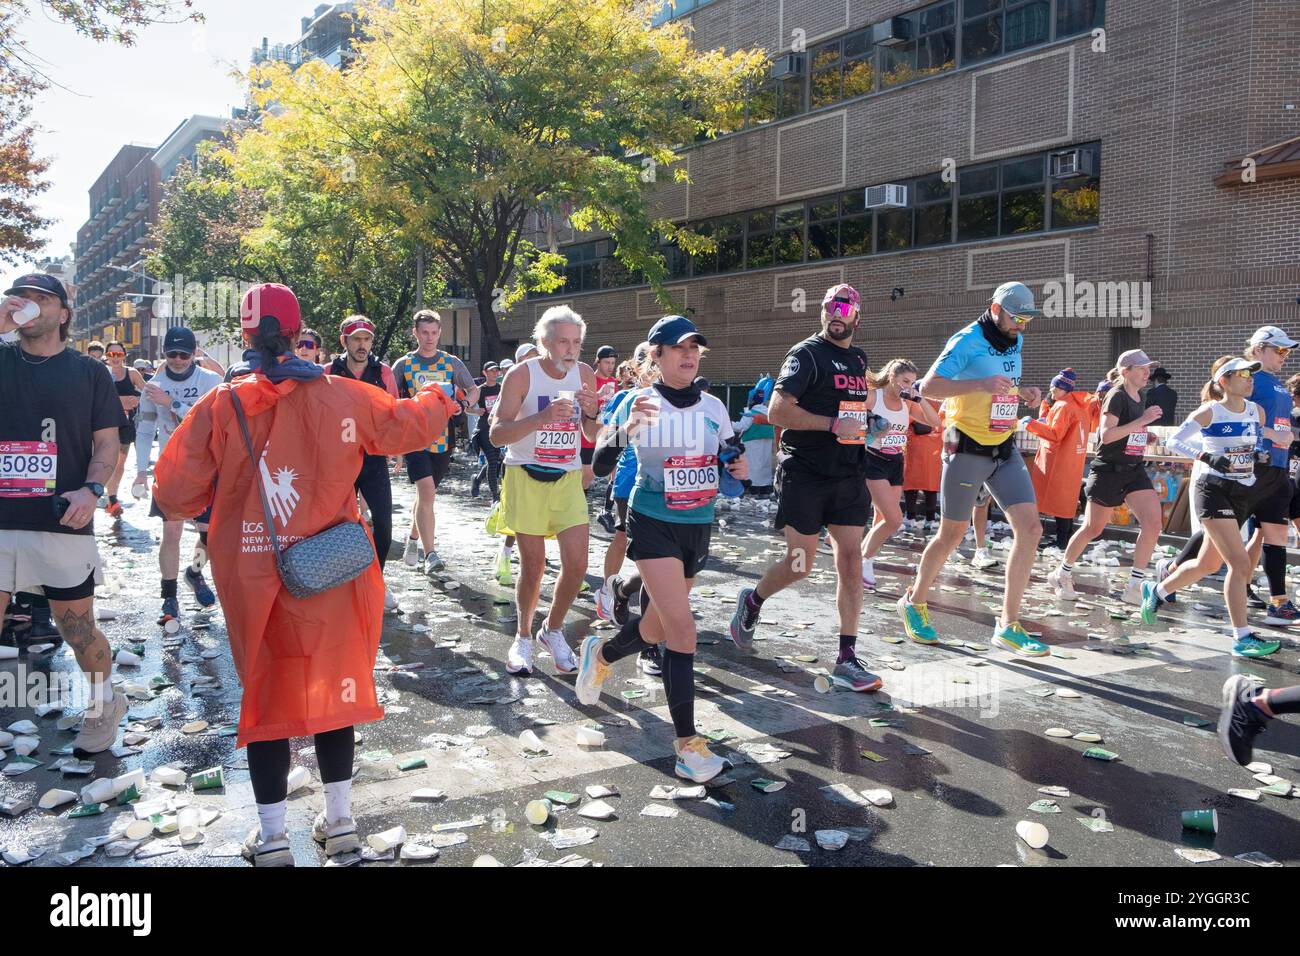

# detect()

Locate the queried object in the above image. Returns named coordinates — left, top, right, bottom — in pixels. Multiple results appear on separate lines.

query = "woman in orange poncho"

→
left=1024, top=368, right=1092, bottom=551
left=902, top=398, right=944, bottom=530
left=153, top=283, right=454, bottom=866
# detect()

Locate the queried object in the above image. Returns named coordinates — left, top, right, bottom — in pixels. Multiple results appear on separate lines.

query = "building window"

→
left=649, top=0, right=719, bottom=27
left=1049, top=143, right=1100, bottom=229
left=1057, top=0, right=1105, bottom=35
left=914, top=173, right=953, bottom=246
left=881, top=1, right=957, bottom=89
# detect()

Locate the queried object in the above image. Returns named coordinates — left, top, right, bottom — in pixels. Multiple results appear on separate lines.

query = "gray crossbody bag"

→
left=230, top=389, right=376, bottom=599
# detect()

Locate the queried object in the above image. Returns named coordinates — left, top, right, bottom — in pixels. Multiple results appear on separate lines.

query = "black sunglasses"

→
left=165, top=350, right=192, bottom=359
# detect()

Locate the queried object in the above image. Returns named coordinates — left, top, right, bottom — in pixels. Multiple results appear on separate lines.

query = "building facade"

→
left=516, top=0, right=1300, bottom=418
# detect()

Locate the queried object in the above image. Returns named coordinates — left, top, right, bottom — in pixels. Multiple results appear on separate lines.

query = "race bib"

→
left=536, top=421, right=578, bottom=464
left=836, top=401, right=870, bottom=445
left=877, top=425, right=908, bottom=454
left=0, top=441, right=57, bottom=497
left=1125, top=430, right=1148, bottom=457
left=989, top=394, right=1018, bottom=433
left=484, top=395, right=497, bottom=414
left=1289, top=457, right=1299, bottom=482
left=663, top=455, right=719, bottom=510
left=1226, top=443, right=1254, bottom=477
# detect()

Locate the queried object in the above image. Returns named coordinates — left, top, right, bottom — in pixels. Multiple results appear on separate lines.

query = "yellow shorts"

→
left=499, top=466, right=588, bottom=539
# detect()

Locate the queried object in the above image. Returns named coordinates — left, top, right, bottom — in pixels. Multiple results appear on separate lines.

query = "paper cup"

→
left=115, top=649, right=141, bottom=667
left=574, top=726, right=605, bottom=748
left=368, top=825, right=406, bottom=852
left=151, top=765, right=187, bottom=787
left=125, top=819, right=154, bottom=841
left=1181, top=808, right=1218, bottom=834
left=113, top=768, right=145, bottom=795
left=286, top=766, right=311, bottom=794
left=555, top=390, right=575, bottom=403
left=14, top=300, right=40, bottom=326
left=525, top=799, right=552, bottom=826
left=191, top=766, right=223, bottom=791
left=80, top=778, right=114, bottom=805
left=519, top=729, right=545, bottom=752
left=0, top=646, right=18, bottom=660
left=1016, top=820, right=1049, bottom=849
left=814, top=675, right=832, bottom=694
left=178, top=806, right=201, bottom=843
left=39, top=788, right=77, bottom=810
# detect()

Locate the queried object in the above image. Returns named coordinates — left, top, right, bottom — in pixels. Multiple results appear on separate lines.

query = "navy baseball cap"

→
left=163, top=326, right=197, bottom=355
left=5, top=272, right=69, bottom=307
left=647, top=315, right=707, bottom=347
left=596, top=345, right=618, bottom=360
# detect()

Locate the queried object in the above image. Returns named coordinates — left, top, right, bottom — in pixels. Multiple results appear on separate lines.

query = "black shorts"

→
left=776, top=468, right=871, bottom=535
left=1083, top=463, right=1153, bottom=508
left=1195, top=474, right=1253, bottom=524
left=581, top=445, right=594, bottom=466
left=43, top=572, right=97, bottom=602
left=614, top=497, right=629, bottom=533
left=626, top=509, right=710, bottom=577
left=118, top=423, right=136, bottom=447
left=1289, top=476, right=1300, bottom=521
left=150, top=491, right=213, bottom=525
left=1246, top=462, right=1290, bottom=525
left=405, top=450, right=451, bottom=487
left=862, top=451, right=904, bottom=486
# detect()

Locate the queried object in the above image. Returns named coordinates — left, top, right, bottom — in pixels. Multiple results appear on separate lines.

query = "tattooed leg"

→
left=49, top=598, right=111, bottom=685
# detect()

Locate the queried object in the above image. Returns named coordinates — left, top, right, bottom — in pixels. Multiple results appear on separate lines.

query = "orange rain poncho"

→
left=1025, top=391, right=1093, bottom=519
left=903, top=400, right=944, bottom=493
left=153, top=371, right=454, bottom=747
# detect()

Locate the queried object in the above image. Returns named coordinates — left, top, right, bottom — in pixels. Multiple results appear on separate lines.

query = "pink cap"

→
left=822, top=283, right=860, bottom=313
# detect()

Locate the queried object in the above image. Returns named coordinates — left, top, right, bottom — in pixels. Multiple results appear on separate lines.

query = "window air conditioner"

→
left=770, top=53, right=805, bottom=79
left=871, top=17, right=912, bottom=48
left=865, top=184, right=908, bottom=208
left=1050, top=149, right=1096, bottom=179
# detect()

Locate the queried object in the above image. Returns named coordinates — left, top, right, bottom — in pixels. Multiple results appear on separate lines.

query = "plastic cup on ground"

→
left=178, top=806, right=201, bottom=843
left=163, top=618, right=181, bottom=635
left=368, top=825, right=406, bottom=852
left=574, top=726, right=605, bottom=748
left=519, top=729, right=544, bottom=752
left=525, top=799, right=552, bottom=826
left=1181, top=809, right=1218, bottom=833
left=115, top=649, right=141, bottom=667
left=1016, top=820, right=1049, bottom=849
left=80, top=778, right=114, bottom=805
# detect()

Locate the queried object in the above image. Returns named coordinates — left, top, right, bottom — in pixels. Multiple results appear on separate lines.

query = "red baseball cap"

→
left=341, top=316, right=375, bottom=338
left=240, top=283, right=302, bottom=336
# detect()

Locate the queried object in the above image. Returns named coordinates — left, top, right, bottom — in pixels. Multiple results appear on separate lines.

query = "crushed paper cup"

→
left=574, top=726, right=605, bottom=747
left=114, top=649, right=141, bottom=667
left=525, top=799, right=552, bottom=825
left=367, top=825, right=406, bottom=853
left=1016, top=820, right=1049, bottom=849
left=39, top=788, right=77, bottom=810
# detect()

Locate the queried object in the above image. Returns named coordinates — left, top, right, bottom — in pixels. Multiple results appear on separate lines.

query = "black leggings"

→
left=1264, top=685, right=1300, bottom=715
left=472, top=431, right=502, bottom=500
left=1054, top=516, right=1075, bottom=551
left=247, top=726, right=354, bottom=805
left=355, top=460, right=392, bottom=570
left=903, top=490, right=938, bottom=522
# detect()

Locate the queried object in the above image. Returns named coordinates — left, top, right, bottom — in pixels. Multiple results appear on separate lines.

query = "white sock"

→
left=90, top=679, right=113, bottom=703
left=323, top=779, right=352, bottom=823
left=1155, top=583, right=1170, bottom=600
left=501, top=542, right=512, bottom=559
left=1058, top=561, right=1072, bottom=574
left=1233, top=626, right=1252, bottom=640
left=257, top=800, right=287, bottom=840
left=1129, top=568, right=1145, bottom=580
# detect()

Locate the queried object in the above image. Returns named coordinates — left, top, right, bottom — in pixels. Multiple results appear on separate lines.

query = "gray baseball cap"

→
left=989, top=281, right=1042, bottom=319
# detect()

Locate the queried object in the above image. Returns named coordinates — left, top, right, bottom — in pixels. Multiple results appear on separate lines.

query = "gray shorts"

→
left=940, top=450, right=1036, bottom=521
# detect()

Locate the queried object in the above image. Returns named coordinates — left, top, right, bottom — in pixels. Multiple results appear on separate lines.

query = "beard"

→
left=824, top=321, right=853, bottom=342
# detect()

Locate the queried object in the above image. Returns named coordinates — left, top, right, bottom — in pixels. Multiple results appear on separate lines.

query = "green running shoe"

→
left=897, top=593, right=938, bottom=645
left=993, top=621, right=1050, bottom=657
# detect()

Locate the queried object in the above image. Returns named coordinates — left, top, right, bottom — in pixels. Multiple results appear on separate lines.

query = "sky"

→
left=18, top=0, right=319, bottom=268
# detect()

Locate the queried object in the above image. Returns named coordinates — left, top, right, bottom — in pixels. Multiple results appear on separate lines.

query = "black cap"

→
left=163, top=326, right=197, bottom=355
left=1151, top=368, right=1172, bottom=381
left=482, top=361, right=499, bottom=372
left=596, top=345, right=618, bottom=360
left=5, top=273, right=69, bottom=307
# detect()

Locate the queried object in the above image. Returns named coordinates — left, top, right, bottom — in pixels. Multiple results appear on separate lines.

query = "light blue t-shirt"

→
left=929, top=320, right=1024, bottom=445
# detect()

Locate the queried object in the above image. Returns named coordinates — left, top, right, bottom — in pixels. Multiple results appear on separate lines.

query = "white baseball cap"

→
left=1216, top=357, right=1262, bottom=379
left=1117, top=349, right=1159, bottom=369
left=1249, top=326, right=1298, bottom=349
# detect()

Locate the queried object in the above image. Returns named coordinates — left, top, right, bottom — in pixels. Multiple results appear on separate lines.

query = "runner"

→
left=1140, top=357, right=1279, bottom=658
left=1023, top=368, right=1091, bottom=554
left=103, top=340, right=145, bottom=518
left=134, top=326, right=224, bottom=625
left=1, top=273, right=130, bottom=752
left=1048, top=351, right=1164, bottom=604
left=489, top=306, right=600, bottom=676
left=727, top=283, right=882, bottom=693
left=577, top=314, right=747, bottom=782
left=86, top=340, right=105, bottom=363
left=1218, top=676, right=1300, bottom=766
left=896, top=281, right=1049, bottom=656
left=1150, top=327, right=1300, bottom=626
left=294, top=328, right=323, bottom=366
left=902, top=398, right=943, bottom=532
left=1286, top=373, right=1300, bottom=550
left=152, top=281, right=456, bottom=865
left=328, top=315, right=402, bottom=611
left=392, top=309, right=479, bottom=576
left=580, top=345, right=618, bottom=491
left=859, top=359, right=940, bottom=589
left=469, top=361, right=503, bottom=500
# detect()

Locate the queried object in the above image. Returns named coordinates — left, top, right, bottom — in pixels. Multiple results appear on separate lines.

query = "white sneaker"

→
left=241, top=827, right=293, bottom=867
left=402, top=535, right=420, bottom=567
left=861, top=558, right=876, bottom=590
left=312, top=812, right=361, bottom=857
left=901, top=518, right=917, bottom=532
left=1047, top=567, right=1079, bottom=601
left=384, top=588, right=400, bottom=612
left=924, top=520, right=940, bottom=533
left=506, top=635, right=535, bottom=675
left=1121, top=579, right=1145, bottom=606
left=970, top=547, right=998, bottom=570
left=595, top=577, right=616, bottom=621
left=1155, top=557, right=1173, bottom=583
left=674, top=735, right=727, bottom=783
left=72, top=691, right=129, bottom=755
left=536, top=626, right=578, bottom=674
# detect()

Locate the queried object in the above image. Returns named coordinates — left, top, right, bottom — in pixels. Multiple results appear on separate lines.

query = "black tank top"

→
left=113, top=365, right=140, bottom=422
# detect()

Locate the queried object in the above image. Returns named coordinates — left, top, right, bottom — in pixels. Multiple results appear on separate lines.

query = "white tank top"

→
left=502, top=360, right=585, bottom=471
left=1201, top=401, right=1260, bottom=484
left=869, top=388, right=911, bottom=456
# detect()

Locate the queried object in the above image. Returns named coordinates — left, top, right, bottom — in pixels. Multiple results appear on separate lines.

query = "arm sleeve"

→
left=152, top=387, right=221, bottom=521
left=359, top=379, right=457, bottom=457
left=774, top=346, right=815, bottom=399
left=1166, top=416, right=1204, bottom=460
left=135, top=382, right=159, bottom=474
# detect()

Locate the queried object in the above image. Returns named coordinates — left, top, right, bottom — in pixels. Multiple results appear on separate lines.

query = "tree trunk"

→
left=476, top=286, right=504, bottom=363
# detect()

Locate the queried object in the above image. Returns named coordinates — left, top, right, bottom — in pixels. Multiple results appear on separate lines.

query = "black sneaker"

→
left=611, top=575, right=632, bottom=627
left=637, top=644, right=662, bottom=676
left=470, top=474, right=481, bottom=498
left=1247, top=585, right=1269, bottom=610
left=596, top=510, right=616, bottom=535
left=1217, top=675, right=1270, bottom=766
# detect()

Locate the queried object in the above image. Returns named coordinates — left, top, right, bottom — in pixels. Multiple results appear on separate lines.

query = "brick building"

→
left=513, top=0, right=1300, bottom=417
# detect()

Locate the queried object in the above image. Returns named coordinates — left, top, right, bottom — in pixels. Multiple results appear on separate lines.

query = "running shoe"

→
left=242, top=828, right=293, bottom=867
left=384, top=588, right=400, bottom=612
left=728, top=586, right=758, bottom=652
left=595, top=577, right=616, bottom=621
left=402, top=534, right=420, bottom=567
left=674, top=735, right=727, bottom=783
left=637, top=644, right=662, bottom=676
left=312, top=813, right=361, bottom=857
left=861, top=558, right=876, bottom=590
left=1232, top=633, right=1281, bottom=659
left=574, top=635, right=610, bottom=705
left=1153, top=558, right=1178, bottom=603
left=1047, top=567, right=1078, bottom=601
left=1263, top=600, right=1300, bottom=626
left=924, top=520, right=939, bottom=534
left=993, top=621, right=1050, bottom=657
left=970, top=547, right=998, bottom=570
left=596, top=510, right=617, bottom=535
left=1217, top=674, right=1270, bottom=766
left=611, top=574, right=632, bottom=626
left=184, top=567, right=217, bottom=608
left=105, top=500, right=124, bottom=518
left=71, top=690, right=128, bottom=755
left=832, top=656, right=883, bottom=692
left=495, top=549, right=513, bottom=586
left=158, top=595, right=181, bottom=626
left=536, top=626, right=578, bottom=674
left=1120, top=578, right=1144, bottom=606
left=1247, top=584, right=1269, bottom=610
left=423, top=551, right=444, bottom=576
left=506, top=634, right=535, bottom=675
left=897, top=592, right=937, bottom=645
left=1139, top=580, right=1165, bottom=625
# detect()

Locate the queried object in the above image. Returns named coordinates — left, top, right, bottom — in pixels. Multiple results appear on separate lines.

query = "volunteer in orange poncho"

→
left=1023, top=368, right=1092, bottom=551
left=153, top=283, right=454, bottom=866
left=902, top=399, right=944, bottom=529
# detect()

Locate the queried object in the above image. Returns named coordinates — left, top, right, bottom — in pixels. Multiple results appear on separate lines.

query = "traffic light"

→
left=115, top=300, right=135, bottom=320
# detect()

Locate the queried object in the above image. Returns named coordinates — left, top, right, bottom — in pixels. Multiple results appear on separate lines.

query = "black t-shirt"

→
left=774, top=334, right=869, bottom=478
left=476, top=383, right=502, bottom=437
left=0, top=344, right=128, bottom=535
left=1098, top=386, right=1148, bottom=466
